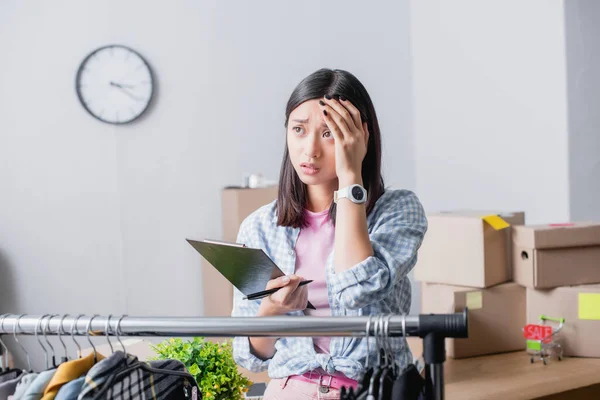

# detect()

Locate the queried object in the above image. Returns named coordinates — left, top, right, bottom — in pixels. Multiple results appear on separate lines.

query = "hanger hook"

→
left=36, top=314, right=50, bottom=369
left=86, top=315, right=99, bottom=363
left=385, top=315, right=393, bottom=369
left=115, top=315, right=127, bottom=353
left=58, top=314, right=70, bottom=361
left=374, top=315, right=381, bottom=366
left=43, top=314, right=57, bottom=367
left=379, top=315, right=386, bottom=367
left=13, top=314, right=32, bottom=371
left=0, top=314, right=10, bottom=370
left=71, top=314, right=84, bottom=358
left=381, top=315, right=387, bottom=368
left=378, top=315, right=386, bottom=367
left=365, top=314, right=374, bottom=369
left=105, top=315, right=114, bottom=354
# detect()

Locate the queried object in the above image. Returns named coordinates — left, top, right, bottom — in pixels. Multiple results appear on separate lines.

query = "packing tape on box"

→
left=579, top=293, right=600, bottom=320
left=482, top=215, right=510, bottom=230
left=466, top=291, right=483, bottom=310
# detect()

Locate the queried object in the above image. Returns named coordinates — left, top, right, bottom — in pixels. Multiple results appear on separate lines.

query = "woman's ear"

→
left=363, top=122, right=370, bottom=146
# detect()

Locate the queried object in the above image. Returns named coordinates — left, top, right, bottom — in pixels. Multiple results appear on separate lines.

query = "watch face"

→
left=75, top=44, right=154, bottom=125
left=351, top=186, right=365, bottom=201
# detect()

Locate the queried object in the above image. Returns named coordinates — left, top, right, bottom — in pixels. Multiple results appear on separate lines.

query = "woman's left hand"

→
left=320, top=95, right=369, bottom=184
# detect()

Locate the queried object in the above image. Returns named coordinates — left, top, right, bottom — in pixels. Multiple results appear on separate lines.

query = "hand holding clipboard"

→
left=187, top=238, right=316, bottom=310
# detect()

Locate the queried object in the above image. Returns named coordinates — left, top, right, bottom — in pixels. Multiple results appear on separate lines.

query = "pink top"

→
left=294, top=208, right=335, bottom=354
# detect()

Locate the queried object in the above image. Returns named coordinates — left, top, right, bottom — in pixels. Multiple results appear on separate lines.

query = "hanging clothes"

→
left=339, top=362, right=425, bottom=400
left=8, top=372, right=38, bottom=400
left=0, top=371, right=24, bottom=400
left=78, top=351, right=198, bottom=400
left=0, top=370, right=23, bottom=385
left=41, top=352, right=104, bottom=400
left=77, top=351, right=140, bottom=399
left=53, top=377, right=84, bottom=400
left=20, top=369, right=57, bottom=400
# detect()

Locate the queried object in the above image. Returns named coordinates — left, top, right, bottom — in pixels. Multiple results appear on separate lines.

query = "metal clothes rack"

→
left=0, top=311, right=468, bottom=400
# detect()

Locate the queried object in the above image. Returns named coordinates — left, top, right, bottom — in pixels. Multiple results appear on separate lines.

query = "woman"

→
left=232, top=68, right=428, bottom=399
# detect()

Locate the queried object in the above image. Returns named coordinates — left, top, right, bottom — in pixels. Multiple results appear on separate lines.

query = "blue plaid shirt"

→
left=231, top=189, right=427, bottom=380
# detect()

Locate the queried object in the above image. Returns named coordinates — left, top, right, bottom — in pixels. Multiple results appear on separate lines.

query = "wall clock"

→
left=76, top=44, right=154, bottom=124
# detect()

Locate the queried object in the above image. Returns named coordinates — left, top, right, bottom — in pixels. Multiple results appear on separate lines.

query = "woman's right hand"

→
left=257, top=274, right=309, bottom=316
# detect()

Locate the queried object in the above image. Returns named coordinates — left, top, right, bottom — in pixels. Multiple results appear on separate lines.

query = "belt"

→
left=287, top=371, right=358, bottom=392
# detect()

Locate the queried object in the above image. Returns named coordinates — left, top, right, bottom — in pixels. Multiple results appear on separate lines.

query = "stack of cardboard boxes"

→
left=416, top=212, right=600, bottom=359
left=513, top=223, right=600, bottom=358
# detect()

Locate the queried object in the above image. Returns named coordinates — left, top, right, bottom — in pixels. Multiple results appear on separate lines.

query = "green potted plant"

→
left=151, top=337, right=252, bottom=400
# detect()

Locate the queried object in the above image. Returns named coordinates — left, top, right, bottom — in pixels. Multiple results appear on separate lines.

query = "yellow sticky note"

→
left=482, top=215, right=510, bottom=230
left=579, top=293, right=600, bottom=320
left=466, top=291, right=483, bottom=310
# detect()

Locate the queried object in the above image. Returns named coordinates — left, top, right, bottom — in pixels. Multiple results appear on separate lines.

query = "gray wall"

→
left=565, top=0, right=600, bottom=221
left=0, top=1, right=415, bottom=369
left=410, top=0, right=571, bottom=225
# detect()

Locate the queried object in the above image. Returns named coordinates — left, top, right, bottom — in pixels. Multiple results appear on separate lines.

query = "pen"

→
left=243, top=279, right=314, bottom=301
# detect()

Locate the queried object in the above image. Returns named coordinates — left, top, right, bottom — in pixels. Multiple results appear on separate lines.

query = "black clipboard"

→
left=187, top=238, right=315, bottom=309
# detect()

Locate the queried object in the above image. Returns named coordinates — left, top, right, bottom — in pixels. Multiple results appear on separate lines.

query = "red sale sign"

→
left=523, top=324, right=553, bottom=342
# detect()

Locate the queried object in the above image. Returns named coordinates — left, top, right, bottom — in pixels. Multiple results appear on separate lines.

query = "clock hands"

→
left=109, top=81, right=136, bottom=89
left=109, top=81, right=143, bottom=101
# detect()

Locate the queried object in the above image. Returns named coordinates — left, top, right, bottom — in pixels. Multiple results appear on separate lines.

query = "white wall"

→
left=565, top=0, right=600, bottom=221
left=410, top=0, right=571, bottom=224
left=0, top=1, right=415, bottom=369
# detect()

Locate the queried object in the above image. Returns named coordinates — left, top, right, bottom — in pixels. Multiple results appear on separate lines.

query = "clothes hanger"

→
left=114, top=315, right=137, bottom=400
left=365, top=315, right=385, bottom=400
left=115, top=315, right=127, bottom=354
left=35, top=314, right=53, bottom=371
left=377, top=315, right=394, bottom=400
left=57, top=314, right=70, bottom=363
left=0, top=314, right=14, bottom=376
left=104, top=315, right=114, bottom=355
left=42, top=314, right=58, bottom=368
left=86, top=315, right=100, bottom=363
left=70, top=314, right=85, bottom=359
left=13, top=314, right=32, bottom=373
left=0, top=314, right=27, bottom=380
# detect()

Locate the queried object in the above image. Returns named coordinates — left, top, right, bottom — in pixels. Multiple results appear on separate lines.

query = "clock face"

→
left=76, top=45, right=154, bottom=125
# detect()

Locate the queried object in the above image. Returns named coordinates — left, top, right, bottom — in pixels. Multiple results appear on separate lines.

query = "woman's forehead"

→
left=289, top=100, right=326, bottom=124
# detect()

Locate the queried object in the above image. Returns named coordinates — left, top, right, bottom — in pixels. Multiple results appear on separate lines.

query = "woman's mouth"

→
left=300, top=163, right=320, bottom=175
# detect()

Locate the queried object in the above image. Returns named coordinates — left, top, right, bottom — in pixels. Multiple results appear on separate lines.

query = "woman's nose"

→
left=304, top=135, right=321, bottom=158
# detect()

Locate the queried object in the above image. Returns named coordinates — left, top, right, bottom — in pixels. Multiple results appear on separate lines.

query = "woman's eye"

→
left=293, top=127, right=304, bottom=135
left=323, top=131, right=332, bottom=138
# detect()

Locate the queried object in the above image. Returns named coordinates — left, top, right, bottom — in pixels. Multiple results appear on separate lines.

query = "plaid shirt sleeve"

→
left=328, top=190, right=428, bottom=310
left=231, top=216, right=271, bottom=373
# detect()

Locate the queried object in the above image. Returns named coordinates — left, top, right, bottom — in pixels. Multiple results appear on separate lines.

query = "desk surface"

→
left=407, top=338, right=600, bottom=400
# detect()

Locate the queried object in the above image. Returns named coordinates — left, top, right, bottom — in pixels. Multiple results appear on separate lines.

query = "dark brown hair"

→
left=277, top=68, right=385, bottom=228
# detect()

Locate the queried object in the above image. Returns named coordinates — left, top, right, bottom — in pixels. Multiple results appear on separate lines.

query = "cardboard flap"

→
left=513, top=223, right=600, bottom=249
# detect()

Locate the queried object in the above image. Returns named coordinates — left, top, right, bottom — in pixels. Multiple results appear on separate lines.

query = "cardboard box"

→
left=527, top=284, right=600, bottom=357
left=415, top=211, right=525, bottom=288
left=421, top=281, right=526, bottom=358
left=513, top=223, right=600, bottom=289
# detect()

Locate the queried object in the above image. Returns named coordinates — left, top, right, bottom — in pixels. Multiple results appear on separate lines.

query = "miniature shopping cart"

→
left=523, top=315, right=565, bottom=365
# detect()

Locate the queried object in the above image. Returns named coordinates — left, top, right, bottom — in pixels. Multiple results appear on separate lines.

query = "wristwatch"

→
left=334, top=184, right=368, bottom=204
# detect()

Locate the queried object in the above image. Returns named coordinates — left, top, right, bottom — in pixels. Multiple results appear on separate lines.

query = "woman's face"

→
left=286, top=99, right=337, bottom=186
